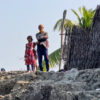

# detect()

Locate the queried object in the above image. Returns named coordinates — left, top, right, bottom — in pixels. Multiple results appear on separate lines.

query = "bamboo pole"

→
left=59, top=10, right=67, bottom=71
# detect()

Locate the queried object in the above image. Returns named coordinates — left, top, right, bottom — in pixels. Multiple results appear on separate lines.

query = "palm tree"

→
left=72, top=6, right=95, bottom=29
left=50, top=19, right=75, bottom=71
left=53, top=19, right=74, bottom=32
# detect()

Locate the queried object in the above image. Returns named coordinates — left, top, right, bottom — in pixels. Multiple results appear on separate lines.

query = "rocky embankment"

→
left=0, top=69, right=100, bottom=100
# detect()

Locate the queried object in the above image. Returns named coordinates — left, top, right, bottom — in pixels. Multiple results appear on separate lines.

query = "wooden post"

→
left=59, top=10, right=67, bottom=71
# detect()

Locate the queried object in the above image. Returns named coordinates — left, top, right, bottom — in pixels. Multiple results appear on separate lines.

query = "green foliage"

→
left=53, top=19, right=74, bottom=31
left=72, top=6, right=95, bottom=29
left=43, top=48, right=60, bottom=72
left=49, top=48, right=60, bottom=67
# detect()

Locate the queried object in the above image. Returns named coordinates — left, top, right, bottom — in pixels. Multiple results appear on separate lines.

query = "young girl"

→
left=33, top=43, right=39, bottom=71
left=25, top=36, right=35, bottom=72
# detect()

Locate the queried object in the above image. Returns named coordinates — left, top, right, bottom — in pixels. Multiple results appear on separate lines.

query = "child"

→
left=24, top=36, right=35, bottom=72
left=33, top=44, right=38, bottom=70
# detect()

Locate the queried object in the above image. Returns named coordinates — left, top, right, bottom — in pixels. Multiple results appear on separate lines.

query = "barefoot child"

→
left=24, top=36, right=35, bottom=72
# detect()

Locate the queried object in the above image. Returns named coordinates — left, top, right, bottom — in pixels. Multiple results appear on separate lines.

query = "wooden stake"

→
left=59, top=10, right=67, bottom=71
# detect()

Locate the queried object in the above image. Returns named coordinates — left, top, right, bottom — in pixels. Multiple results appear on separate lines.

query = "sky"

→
left=0, top=0, right=100, bottom=71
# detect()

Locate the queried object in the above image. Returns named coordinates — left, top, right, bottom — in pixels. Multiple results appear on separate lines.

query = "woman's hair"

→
left=27, top=36, right=33, bottom=41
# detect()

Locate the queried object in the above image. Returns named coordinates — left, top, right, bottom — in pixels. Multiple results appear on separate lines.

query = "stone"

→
left=0, top=69, right=100, bottom=100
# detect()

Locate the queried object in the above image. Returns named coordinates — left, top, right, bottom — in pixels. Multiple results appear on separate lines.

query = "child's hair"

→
left=27, top=36, right=33, bottom=41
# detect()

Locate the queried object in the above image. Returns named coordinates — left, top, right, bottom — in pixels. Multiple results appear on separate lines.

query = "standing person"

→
left=36, top=24, right=49, bottom=71
left=24, top=36, right=35, bottom=72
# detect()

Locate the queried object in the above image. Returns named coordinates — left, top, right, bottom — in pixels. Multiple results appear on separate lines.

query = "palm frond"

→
left=43, top=48, right=60, bottom=72
left=72, top=6, right=95, bottom=29
left=71, top=9, right=82, bottom=26
left=49, top=48, right=60, bottom=67
left=53, top=19, right=62, bottom=31
left=54, top=19, right=75, bottom=32
left=79, top=7, right=82, bottom=14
